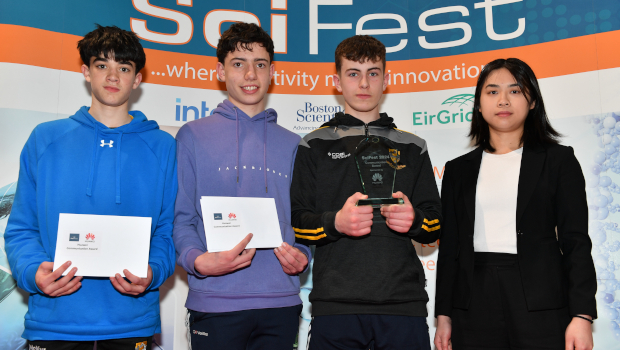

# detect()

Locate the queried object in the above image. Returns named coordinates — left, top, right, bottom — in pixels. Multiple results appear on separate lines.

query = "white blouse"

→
left=473, top=147, right=523, bottom=254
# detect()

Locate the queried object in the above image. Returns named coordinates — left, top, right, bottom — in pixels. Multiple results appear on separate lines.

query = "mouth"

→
left=241, top=86, right=259, bottom=93
left=356, top=94, right=371, bottom=99
left=104, top=86, right=120, bottom=92
left=496, top=111, right=512, bottom=117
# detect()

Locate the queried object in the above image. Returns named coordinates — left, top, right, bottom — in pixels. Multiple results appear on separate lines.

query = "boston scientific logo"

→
left=413, top=94, right=474, bottom=126
left=295, top=103, right=342, bottom=129
left=214, top=213, right=223, bottom=220
left=69, top=233, right=79, bottom=242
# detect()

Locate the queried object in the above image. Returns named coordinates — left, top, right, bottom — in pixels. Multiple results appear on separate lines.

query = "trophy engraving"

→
left=354, top=128, right=405, bottom=207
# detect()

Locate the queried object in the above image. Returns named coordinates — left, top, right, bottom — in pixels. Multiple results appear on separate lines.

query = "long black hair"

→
left=469, top=58, right=561, bottom=152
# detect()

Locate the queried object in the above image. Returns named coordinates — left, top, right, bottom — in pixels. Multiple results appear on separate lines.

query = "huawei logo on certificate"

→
left=85, top=233, right=95, bottom=242
left=228, top=213, right=237, bottom=220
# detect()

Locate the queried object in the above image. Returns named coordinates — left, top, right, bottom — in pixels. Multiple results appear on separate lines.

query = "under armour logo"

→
left=100, top=140, right=114, bottom=148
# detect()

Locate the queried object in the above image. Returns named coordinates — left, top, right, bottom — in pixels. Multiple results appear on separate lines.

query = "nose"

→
left=245, top=65, right=257, bottom=80
left=107, top=69, right=119, bottom=82
left=498, top=91, right=510, bottom=107
left=360, top=74, right=369, bottom=89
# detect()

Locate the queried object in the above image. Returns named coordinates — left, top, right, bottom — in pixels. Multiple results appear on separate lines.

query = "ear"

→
left=383, top=72, right=389, bottom=91
left=334, top=73, right=342, bottom=93
left=216, top=62, right=226, bottom=82
left=529, top=99, right=536, bottom=110
left=269, top=63, right=275, bottom=83
left=132, top=72, right=143, bottom=89
left=81, top=64, right=91, bottom=82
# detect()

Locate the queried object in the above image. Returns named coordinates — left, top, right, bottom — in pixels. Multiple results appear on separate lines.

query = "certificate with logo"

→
left=200, top=196, right=283, bottom=252
left=53, top=213, right=152, bottom=278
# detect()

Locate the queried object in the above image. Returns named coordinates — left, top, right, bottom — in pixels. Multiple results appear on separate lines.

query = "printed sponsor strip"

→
left=1, top=24, right=619, bottom=95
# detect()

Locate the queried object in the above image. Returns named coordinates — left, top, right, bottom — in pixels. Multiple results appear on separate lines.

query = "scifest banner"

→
left=1, top=0, right=620, bottom=349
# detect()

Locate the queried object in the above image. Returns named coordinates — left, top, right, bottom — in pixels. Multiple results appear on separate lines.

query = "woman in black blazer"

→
left=434, top=58, right=597, bottom=350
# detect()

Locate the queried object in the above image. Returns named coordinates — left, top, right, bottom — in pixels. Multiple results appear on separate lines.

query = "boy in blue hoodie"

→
left=173, top=22, right=311, bottom=349
left=5, top=25, right=176, bottom=349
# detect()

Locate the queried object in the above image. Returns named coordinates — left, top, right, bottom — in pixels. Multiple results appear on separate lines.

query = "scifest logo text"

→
left=413, top=94, right=474, bottom=126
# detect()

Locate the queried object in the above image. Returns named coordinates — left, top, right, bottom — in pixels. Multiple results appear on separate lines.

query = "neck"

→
left=488, top=128, right=523, bottom=154
left=228, top=97, right=265, bottom=118
left=89, top=99, right=132, bottom=128
left=345, top=105, right=380, bottom=124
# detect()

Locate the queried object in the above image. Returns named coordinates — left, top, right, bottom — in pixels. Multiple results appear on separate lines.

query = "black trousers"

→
left=188, top=304, right=302, bottom=350
left=27, top=337, right=152, bottom=350
left=451, top=252, right=571, bottom=350
left=308, top=314, right=431, bottom=350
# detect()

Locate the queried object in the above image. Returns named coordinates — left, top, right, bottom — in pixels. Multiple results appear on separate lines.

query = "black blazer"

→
left=435, top=143, right=597, bottom=318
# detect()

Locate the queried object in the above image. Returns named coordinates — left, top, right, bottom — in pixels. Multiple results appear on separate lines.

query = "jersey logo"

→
left=100, top=140, right=114, bottom=148
left=328, top=152, right=350, bottom=159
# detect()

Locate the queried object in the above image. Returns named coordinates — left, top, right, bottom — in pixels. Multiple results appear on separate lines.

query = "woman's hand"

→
left=565, top=315, right=593, bottom=350
left=434, top=315, right=453, bottom=350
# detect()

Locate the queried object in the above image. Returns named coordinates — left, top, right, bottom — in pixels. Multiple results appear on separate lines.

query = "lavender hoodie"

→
left=173, top=99, right=311, bottom=313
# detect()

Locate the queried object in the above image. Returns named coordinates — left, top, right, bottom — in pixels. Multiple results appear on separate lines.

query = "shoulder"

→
left=29, top=118, right=80, bottom=152
left=385, top=129, right=428, bottom=154
left=271, top=123, right=302, bottom=146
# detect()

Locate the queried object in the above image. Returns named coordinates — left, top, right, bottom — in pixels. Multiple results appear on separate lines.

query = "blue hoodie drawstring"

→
left=115, top=131, right=124, bottom=204
left=86, top=125, right=99, bottom=197
left=235, top=107, right=240, bottom=184
left=264, top=116, right=267, bottom=193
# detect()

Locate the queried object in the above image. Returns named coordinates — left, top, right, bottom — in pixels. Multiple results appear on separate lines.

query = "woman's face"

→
left=479, top=67, right=535, bottom=137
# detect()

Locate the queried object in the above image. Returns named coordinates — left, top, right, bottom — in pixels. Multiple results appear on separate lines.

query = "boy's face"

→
left=334, top=58, right=388, bottom=118
left=82, top=54, right=142, bottom=109
left=216, top=43, right=274, bottom=116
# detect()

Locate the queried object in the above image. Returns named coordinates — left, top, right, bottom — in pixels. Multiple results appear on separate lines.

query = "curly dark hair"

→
left=217, top=22, right=274, bottom=64
left=469, top=58, right=561, bottom=152
left=335, top=35, right=386, bottom=74
left=77, top=24, right=146, bottom=72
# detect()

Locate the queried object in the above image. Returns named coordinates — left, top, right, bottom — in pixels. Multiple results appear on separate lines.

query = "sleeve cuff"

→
left=185, top=248, right=207, bottom=278
left=24, top=263, right=43, bottom=294
left=322, top=211, right=342, bottom=241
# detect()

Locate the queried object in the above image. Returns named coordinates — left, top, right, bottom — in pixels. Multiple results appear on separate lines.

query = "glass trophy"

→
left=354, top=129, right=406, bottom=208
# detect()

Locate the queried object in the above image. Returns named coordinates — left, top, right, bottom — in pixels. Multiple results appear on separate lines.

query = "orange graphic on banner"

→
left=1, top=24, right=619, bottom=95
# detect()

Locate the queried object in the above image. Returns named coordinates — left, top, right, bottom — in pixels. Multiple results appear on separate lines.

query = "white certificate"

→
left=200, top=196, right=283, bottom=252
left=53, top=213, right=152, bottom=278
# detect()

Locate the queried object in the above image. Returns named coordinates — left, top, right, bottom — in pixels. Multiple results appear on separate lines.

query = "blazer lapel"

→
left=516, top=144, right=546, bottom=225
left=462, top=147, right=484, bottom=229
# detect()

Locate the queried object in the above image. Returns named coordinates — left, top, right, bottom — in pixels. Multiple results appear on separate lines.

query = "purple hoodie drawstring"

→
left=264, top=116, right=267, bottom=193
left=235, top=107, right=239, bottom=184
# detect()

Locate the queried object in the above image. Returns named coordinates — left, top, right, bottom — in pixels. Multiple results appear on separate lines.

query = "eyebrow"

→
left=345, top=67, right=381, bottom=73
left=485, top=83, right=520, bottom=88
left=230, top=57, right=270, bottom=62
left=92, top=57, right=134, bottom=67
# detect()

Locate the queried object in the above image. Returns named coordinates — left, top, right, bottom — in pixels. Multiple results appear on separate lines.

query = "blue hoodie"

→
left=174, top=99, right=311, bottom=313
left=5, top=106, right=177, bottom=341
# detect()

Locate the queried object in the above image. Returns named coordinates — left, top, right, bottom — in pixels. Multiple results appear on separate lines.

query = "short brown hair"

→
left=335, top=35, right=386, bottom=74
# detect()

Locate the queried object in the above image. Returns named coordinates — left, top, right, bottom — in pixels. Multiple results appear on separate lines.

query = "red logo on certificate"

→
left=85, top=233, right=95, bottom=240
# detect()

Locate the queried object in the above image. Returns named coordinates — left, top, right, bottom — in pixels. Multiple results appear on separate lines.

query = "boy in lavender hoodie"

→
left=173, top=22, right=310, bottom=349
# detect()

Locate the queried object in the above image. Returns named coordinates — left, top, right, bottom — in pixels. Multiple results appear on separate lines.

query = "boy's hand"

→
left=194, top=233, right=256, bottom=276
left=110, top=265, right=153, bottom=296
left=335, top=192, right=374, bottom=236
left=35, top=261, right=83, bottom=297
left=274, top=242, right=308, bottom=275
left=380, top=192, right=415, bottom=233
